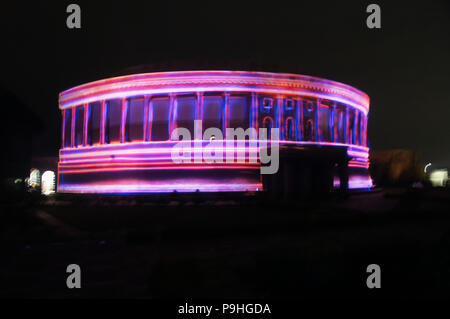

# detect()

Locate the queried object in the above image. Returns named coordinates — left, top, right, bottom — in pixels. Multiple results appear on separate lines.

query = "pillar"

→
left=83, top=103, right=89, bottom=146
left=315, top=99, right=320, bottom=141
left=100, top=100, right=107, bottom=144
left=120, top=98, right=129, bottom=143
left=70, top=107, right=75, bottom=147
left=169, top=94, right=175, bottom=140
left=143, top=96, right=150, bottom=141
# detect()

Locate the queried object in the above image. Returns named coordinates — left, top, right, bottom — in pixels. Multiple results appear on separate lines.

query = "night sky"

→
left=1, top=1, right=449, bottom=167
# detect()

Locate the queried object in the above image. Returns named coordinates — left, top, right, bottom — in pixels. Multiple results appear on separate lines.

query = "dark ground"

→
left=1, top=188, right=450, bottom=299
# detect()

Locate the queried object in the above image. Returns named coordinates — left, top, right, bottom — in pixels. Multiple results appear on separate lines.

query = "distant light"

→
left=41, top=171, right=56, bottom=195
left=429, top=169, right=448, bottom=187
left=424, top=163, right=432, bottom=173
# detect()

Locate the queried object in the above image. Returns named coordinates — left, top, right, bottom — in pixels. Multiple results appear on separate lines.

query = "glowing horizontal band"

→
left=60, top=140, right=369, bottom=160
left=348, top=164, right=370, bottom=169
left=59, top=156, right=261, bottom=165
left=59, top=164, right=261, bottom=174
left=347, top=150, right=369, bottom=158
left=58, top=182, right=262, bottom=193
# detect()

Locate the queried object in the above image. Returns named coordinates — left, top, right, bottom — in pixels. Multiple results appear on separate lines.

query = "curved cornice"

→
left=59, top=71, right=370, bottom=114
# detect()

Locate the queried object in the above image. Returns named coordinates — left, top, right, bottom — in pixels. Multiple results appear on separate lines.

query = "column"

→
left=70, top=107, right=75, bottom=147
left=297, top=98, right=303, bottom=141
left=144, top=96, right=151, bottom=141
left=363, top=115, right=367, bottom=146
left=344, top=106, right=349, bottom=144
left=196, top=92, right=203, bottom=140
left=61, top=110, right=66, bottom=147
left=169, top=94, right=176, bottom=140
left=315, top=99, right=320, bottom=141
left=251, top=92, right=258, bottom=132
left=330, top=102, right=336, bottom=142
left=83, top=103, right=89, bottom=146
left=361, top=114, right=366, bottom=146
left=100, top=100, right=107, bottom=144
left=223, top=92, right=230, bottom=133
left=352, top=110, right=358, bottom=145
left=120, top=98, right=129, bottom=143
left=276, top=95, right=284, bottom=139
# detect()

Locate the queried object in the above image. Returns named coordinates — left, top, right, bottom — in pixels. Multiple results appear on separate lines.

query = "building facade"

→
left=58, top=71, right=371, bottom=194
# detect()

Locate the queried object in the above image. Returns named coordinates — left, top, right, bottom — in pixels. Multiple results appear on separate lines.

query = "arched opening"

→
left=262, top=116, right=273, bottom=140
left=74, top=105, right=84, bottom=147
left=305, top=119, right=314, bottom=141
left=348, top=111, right=355, bottom=144
left=285, top=117, right=295, bottom=140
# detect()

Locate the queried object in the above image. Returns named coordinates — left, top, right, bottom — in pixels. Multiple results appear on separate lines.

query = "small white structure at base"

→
left=41, top=170, right=56, bottom=195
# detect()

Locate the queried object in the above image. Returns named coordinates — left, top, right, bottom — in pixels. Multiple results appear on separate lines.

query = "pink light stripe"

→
left=59, top=139, right=370, bottom=151
left=60, top=148, right=261, bottom=160
left=60, top=160, right=261, bottom=168
left=59, top=156, right=261, bottom=164
left=59, top=165, right=261, bottom=174
left=58, top=182, right=263, bottom=193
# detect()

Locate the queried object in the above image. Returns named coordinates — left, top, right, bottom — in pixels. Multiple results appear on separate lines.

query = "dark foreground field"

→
left=1, top=188, right=450, bottom=299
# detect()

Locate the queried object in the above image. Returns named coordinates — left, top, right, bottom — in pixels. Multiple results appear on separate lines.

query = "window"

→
left=151, top=97, right=170, bottom=141
left=348, top=110, right=355, bottom=144
left=105, top=99, right=122, bottom=143
left=305, top=119, right=314, bottom=141
left=285, top=117, right=295, bottom=140
left=333, top=108, right=346, bottom=143
left=126, top=97, right=145, bottom=142
left=74, top=106, right=84, bottom=147
left=261, top=97, right=273, bottom=113
left=285, top=99, right=295, bottom=112
left=229, top=95, right=250, bottom=131
left=355, top=112, right=362, bottom=145
left=333, top=109, right=339, bottom=142
left=203, top=95, right=223, bottom=132
left=302, top=99, right=316, bottom=141
left=305, top=100, right=314, bottom=113
left=340, top=111, right=346, bottom=143
left=88, top=102, right=101, bottom=145
left=318, top=104, right=331, bottom=142
left=63, top=109, right=72, bottom=147
left=175, top=96, right=196, bottom=137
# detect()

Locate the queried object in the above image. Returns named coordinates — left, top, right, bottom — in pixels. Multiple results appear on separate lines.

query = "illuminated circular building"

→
left=58, top=71, right=372, bottom=195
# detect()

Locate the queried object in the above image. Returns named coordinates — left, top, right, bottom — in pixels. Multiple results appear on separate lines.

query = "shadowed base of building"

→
left=262, top=146, right=351, bottom=200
